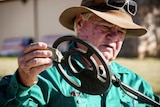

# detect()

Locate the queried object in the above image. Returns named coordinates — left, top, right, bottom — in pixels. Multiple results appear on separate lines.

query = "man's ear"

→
left=75, top=14, right=84, bottom=30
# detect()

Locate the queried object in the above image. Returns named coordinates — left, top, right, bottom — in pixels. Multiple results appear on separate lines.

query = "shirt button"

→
left=77, top=99, right=81, bottom=104
left=4, top=76, right=8, bottom=80
left=13, top=84, right=17, bottom=88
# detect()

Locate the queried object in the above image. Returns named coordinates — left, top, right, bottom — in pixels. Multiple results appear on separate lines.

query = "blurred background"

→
left=0, top=0, right=160, bottom=95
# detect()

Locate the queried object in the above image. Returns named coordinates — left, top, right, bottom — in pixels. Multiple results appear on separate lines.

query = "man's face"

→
left=75, top=14, right=126, bottom=62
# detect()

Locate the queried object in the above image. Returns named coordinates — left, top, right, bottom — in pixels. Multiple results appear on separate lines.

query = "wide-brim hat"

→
left=59, top=6, right=147, bottom=36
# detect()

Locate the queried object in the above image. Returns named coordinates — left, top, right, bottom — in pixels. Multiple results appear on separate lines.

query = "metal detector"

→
left=48, top=35, right=160, bottom=106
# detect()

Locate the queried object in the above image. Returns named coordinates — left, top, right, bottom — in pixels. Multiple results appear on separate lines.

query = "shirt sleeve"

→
left=0, top=71, right=31, bottom=106
left=0, top=70, right=60, bottom=107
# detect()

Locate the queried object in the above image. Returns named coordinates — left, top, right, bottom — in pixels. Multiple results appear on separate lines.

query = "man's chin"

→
left=103, top=55, right=113, bottom=62
left=102, top=51, right=112, bottom=58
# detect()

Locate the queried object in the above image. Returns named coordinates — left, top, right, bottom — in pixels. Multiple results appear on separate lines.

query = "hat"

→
left=59, top=0, right=147, bottom=36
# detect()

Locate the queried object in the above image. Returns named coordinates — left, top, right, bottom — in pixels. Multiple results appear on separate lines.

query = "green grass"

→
left=0, top=57, right=18, bottom=78
left=0, top=56, right=160, bottom=95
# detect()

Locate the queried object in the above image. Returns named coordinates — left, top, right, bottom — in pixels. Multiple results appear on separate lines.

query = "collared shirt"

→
left=0, top=42, right=159, bottom=107
left=0, top=61, right=159, bottom=107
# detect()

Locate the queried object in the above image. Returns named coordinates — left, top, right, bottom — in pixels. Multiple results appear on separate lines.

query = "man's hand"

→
left=18, top=42, right=53, bottom=86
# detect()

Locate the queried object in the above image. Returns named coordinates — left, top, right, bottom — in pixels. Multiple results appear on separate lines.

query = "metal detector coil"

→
left=49, top=35, right=160, bottom=106
left=51, top=35, right=112, bottom=95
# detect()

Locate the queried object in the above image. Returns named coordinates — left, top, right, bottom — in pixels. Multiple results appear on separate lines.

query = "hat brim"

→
left=59, top=6, right=147, bottom=36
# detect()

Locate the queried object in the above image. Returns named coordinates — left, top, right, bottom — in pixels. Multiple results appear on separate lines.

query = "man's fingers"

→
left=20, top=58, right=53, bottom=73
left=29, top=63, right=53, bottom=75
left=19, top=50, right=53, bottom=62
left=17, top=42, right=54, bottom=86
left=21, top=42, right=48, bottom=55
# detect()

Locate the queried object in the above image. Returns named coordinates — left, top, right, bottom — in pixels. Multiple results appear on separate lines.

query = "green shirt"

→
left=0, top=61, right=159, bottom=107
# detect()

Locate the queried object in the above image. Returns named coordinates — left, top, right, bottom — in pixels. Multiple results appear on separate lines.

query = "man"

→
left=0, top=0, right=159, bottom=107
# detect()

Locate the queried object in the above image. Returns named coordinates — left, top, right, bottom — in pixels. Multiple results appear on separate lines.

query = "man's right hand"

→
left=18, top=42, right=53, bottom=86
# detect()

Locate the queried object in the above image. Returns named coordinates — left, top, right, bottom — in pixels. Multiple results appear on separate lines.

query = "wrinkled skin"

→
left=75, top=14, right=126, bottom=62
left=18, top=42, right=53, bottom=86
left=18, top=14, right=126, bottom=86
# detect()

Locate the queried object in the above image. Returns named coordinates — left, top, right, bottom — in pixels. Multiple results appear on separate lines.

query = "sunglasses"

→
left=105, top=0, right=137, bottom=16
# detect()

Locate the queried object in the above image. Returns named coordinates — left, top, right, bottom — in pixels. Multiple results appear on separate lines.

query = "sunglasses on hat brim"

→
left=105, top=0, right=137, bottom=16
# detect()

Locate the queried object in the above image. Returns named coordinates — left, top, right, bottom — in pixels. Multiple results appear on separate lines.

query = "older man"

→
left=0, top=0, right=159, bottom=107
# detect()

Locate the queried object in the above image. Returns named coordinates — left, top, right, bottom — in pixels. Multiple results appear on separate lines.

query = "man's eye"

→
left=102, top=25, right=110, bottom=29
left=118, top=30, right=126, bottom=38
left=118, top=31, right=124, bottom=34
left=100, top=25, right=111, bottom=30
left=119, top=30, right=126, bottom=35
left=98, top=25, right=110, bottom=32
